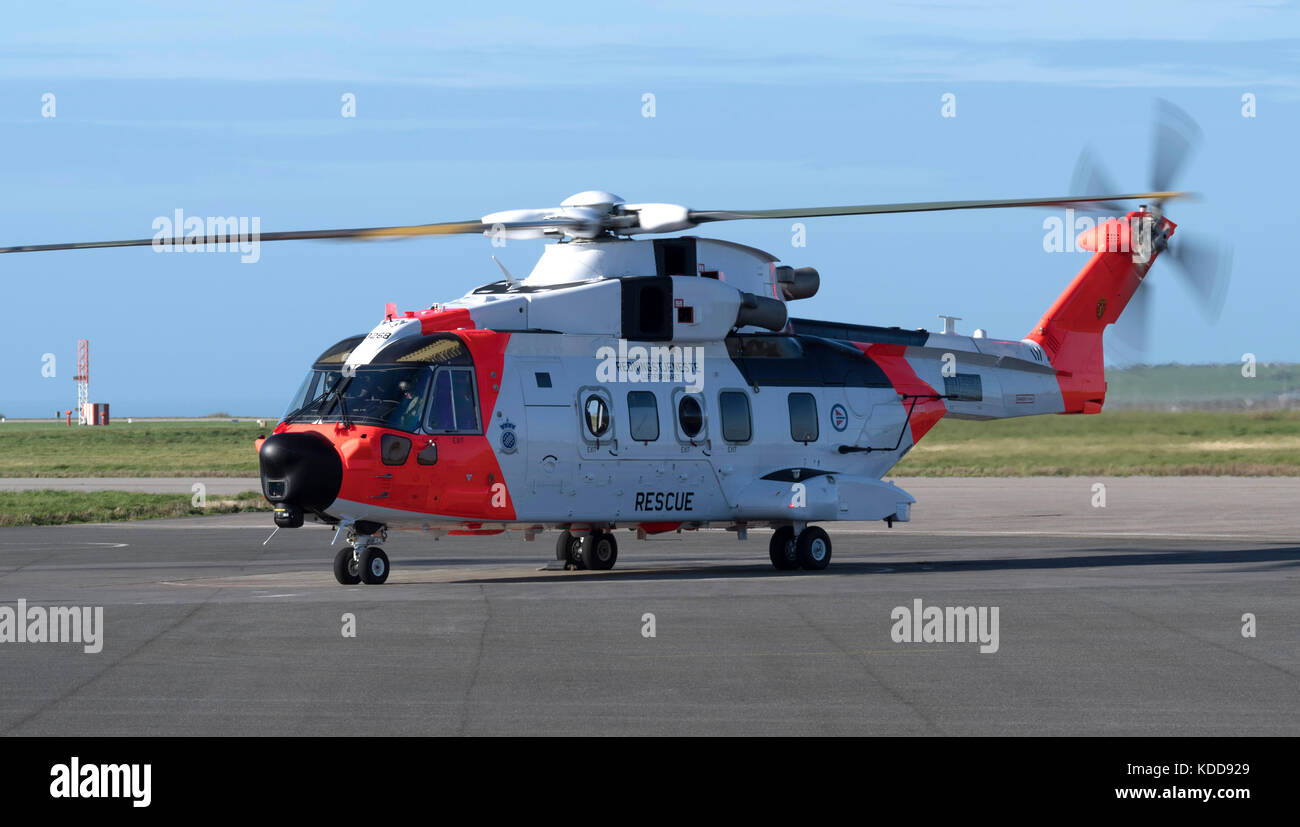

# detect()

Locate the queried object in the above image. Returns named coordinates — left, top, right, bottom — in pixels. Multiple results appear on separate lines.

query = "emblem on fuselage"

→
left=499, top=418, right=518, bottom=454
left=1096, top=298, right=1107, bottom=319
left=830, top=403, right=849, bottom=432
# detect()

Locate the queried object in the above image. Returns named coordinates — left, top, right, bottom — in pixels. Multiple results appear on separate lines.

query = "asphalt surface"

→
left=0, top=477, right=1296, bottom=736
left=0, top=477, right=261, bottom=494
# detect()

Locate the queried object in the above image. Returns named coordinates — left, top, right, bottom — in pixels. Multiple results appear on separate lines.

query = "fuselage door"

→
left=520, top=358, right=568, bottom=406
left=518, top=356, right=576, bottom=512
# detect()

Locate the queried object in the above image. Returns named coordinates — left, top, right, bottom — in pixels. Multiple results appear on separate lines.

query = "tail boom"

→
left=1026, top=212, right=1171, bottom=413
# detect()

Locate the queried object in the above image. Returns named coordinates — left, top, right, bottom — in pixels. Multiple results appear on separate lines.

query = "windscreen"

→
left=282, top=366, right=431, bottom=431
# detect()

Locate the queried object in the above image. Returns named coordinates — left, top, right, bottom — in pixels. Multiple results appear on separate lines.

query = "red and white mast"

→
left=75, top=338, right=89, bottom=425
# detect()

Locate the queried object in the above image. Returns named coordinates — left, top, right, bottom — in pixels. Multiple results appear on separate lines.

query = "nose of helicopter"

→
left=258, top=432, right=343, bottom=527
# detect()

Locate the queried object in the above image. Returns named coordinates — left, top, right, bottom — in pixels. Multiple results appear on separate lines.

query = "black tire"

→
left=580, top=530, right=618, bottom=571
left=333, top=547, right=361, bottom=585
left=560, top=531, right=586, bottom=569
left=795, top=526, right=832, bottom=571
left=360, top=546, right=390, bottom=584
left=768, top=526, right=799, bottom=570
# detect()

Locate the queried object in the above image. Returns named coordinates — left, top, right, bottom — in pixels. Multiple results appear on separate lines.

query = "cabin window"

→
left=788, top=392, right=819, bottom=442
left=627, top=391, right=659, bottom=442
left=426, top=367, right=481, bottom=434
left=584, top=395, right=611, bottom=438
left=677, top=395, right=704, bottom=439
left=718, top=391, right=752, bottom=443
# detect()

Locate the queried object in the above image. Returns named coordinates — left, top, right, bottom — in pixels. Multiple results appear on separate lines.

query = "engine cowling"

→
left=776, top=265, right=820, bottom=300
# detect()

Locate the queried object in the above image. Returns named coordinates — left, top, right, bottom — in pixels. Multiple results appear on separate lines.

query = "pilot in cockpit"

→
left=394, top=379, right=423, bottom=432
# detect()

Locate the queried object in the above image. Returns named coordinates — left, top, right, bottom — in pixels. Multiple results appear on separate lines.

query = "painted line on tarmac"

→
left=844, top=528, right=1298, bottom=542
left=0, top=541, right=129, bottom=548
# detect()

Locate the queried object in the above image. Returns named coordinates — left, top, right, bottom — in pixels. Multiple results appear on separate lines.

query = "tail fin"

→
left=1026, top=212, right=1171, bottom=414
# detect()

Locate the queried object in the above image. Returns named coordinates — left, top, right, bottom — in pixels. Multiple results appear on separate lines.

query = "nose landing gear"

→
left=333, top=525, right=390, bottom=585
left=333, top=546, right=361, bottom=585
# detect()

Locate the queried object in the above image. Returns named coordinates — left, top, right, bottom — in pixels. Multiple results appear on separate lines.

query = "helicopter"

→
left=2, top=103, right=1229, bottom=585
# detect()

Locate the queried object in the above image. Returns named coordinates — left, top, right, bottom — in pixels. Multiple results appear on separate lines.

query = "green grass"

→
left=0, top=490, right=271, bottom=527
left=3, top=411, right=1299, bottom=480
left=1105, top=362, right=1300, bottom=409
left=894, top=410, right=1300, bottom=476
left=0, top=420, right=270, bottom=477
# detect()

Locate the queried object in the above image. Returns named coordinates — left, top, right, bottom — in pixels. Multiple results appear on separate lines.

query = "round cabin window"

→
left=678, top=395, right=703, bottom=438
left=584, top=396, right=610, bottom=437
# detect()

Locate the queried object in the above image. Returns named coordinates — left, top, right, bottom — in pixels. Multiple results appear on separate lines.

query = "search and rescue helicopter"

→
left=2, top=103, right=1228, bottom=584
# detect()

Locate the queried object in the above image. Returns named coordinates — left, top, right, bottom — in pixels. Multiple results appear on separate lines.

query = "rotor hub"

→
left=560, top=191, right=625, bottom=210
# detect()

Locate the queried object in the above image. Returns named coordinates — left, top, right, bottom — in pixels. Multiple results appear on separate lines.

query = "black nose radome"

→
left=259, top=432, right=343, bottom=514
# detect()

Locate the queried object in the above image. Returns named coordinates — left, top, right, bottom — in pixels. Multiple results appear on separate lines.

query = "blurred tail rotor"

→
left=1070, top=146, right=1125, bottom=214
left=1167, top=234, right=1232, bottom=322
left=1150, top=98, right=1203, bottom=197
left=1071, top=99, right=1231, bottom=357
left=1114, top=279, right=1153, bottom=356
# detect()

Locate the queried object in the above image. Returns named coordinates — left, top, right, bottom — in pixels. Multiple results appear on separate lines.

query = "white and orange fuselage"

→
left=257, top=213, right=1168, bottom=537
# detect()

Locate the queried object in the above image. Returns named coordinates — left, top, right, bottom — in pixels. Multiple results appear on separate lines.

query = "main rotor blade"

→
left=688, top=191, right=1190, bottom=224
left=0, top=218, right=574, bottom=255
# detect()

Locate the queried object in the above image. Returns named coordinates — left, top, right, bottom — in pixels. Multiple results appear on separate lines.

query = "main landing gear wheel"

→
left=796, top=526, right=832, bottom=571
left=360, top=547, right=390, bottom=584
left=768, top=526, right=799, bottom=571
left=580, top=530, right=618, bottom=571
left=556, top=530, right=585, bottom=569
left=333, top=547, right=361, bottom=585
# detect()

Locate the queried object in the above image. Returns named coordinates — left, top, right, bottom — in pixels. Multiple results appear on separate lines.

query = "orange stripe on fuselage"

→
left=270, top=327, right=516, bottom=523
left=852, top=343, right=947, bottom=443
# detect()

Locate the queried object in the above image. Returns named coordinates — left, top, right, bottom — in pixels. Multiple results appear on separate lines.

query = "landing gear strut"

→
left=334, top=525, right=390, bottom=585
left=769, top=524, right=832, bottom=572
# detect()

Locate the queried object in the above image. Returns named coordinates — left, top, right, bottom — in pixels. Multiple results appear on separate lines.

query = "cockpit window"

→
left=425, top=367, right=480, bottom=433
left=314, top=335, right=366, bottom=364
left=282, top=366, right=429, bottom=430
left=283, top=332, right=480, bottom=432
left=284, top=372, right=317, bottom=421
left=282, top=369, right=346, bottom=421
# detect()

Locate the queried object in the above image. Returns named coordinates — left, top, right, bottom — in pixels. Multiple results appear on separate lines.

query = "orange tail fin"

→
left=1026, top=212, right=1172, bottom=414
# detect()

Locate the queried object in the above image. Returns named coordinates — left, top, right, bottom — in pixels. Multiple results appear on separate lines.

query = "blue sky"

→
left=1, top=1, right=1296, bottom=416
